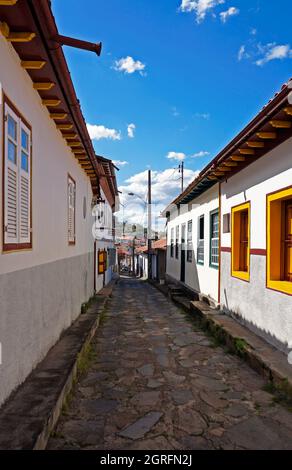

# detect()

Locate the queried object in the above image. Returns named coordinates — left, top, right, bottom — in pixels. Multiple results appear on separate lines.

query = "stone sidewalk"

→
left=48, top=278, right=292, bottom=450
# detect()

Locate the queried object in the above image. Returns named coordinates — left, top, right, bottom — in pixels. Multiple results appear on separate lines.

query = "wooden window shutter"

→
left=19, top=123, right=31, bottom=244
left=68, top=176, right=76, bottom=244
left=4, top=105, right=19, bottom=245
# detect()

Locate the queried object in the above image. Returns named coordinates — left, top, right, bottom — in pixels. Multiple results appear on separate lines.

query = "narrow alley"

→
left=48, top=278, right=292, bottom=450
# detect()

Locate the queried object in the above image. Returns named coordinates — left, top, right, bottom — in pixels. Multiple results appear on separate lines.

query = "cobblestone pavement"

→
left=48, top=278, right=292, bottom=450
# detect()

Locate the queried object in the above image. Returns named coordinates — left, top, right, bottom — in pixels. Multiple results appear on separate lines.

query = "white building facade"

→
left=0, top=2, right=118, bottom=406
left=166, top=184, right=219, bottom=303
left=220, top=138, right=292, bottom=351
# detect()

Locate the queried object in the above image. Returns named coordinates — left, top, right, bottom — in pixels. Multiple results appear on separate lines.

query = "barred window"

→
left=210, top=210, right=219, bottom=268
left=187, top=220, right=193, bottom=262
left=197, top=215, right=204, bottom=264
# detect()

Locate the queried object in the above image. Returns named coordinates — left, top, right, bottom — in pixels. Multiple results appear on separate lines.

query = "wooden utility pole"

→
left=148, top=170, right=152, bottom=280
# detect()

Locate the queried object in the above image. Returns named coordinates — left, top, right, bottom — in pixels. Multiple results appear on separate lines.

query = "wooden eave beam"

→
left=223, top=161, right=238, bottom=167
left=231, top=155, right=246, bottom=162
left=21, top=60, right=46, bottom=70
left=270, top=120, right=291, bottom=129
left=64, top=134, right=78, bottom=140
left=284, top=107, right=292, bottom=116
left=239, top=148, right=255, bottom=155
left=42, top=99, right=61, bottom=107
left=50, top=113, right=68, bottom=120
left=0, top=23, right=35, bottom=42
left=33, top=82, right=55, bottom=91
left=218, top=166, right=232, bottom=172
left=257, top=132, right=277, bottom=140
left=0, top=1, right=18, bottom=5
left=56, top=123, right=73, bottom=130
left=247, top=141, right=264, bottom=148
left=69, top=142, right=82, bottom=148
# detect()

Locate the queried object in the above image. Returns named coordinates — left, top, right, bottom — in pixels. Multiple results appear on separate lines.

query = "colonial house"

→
left=0, top=1, right=118, bottom=407
left=135, top=238, right=167, bottom=281
left=164, top=78, right=292, bottom=352
left=164, top=184, right=220, bottom=304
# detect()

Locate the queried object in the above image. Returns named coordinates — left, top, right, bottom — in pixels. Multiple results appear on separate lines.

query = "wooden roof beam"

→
left=0, top=23, right=35, bottom=42
left=21, top=60, right=46, bottom=70
left=223, top=161, right=238, bottom=167
left=50, top=113, right=68, bottom=120
left=34, top=82, right=55, bottom=91
left=0, top=1, right=18, bottom=5
left=231, top=155, right=246, bottom=162
left=64, top=134, right=78, bottom=140
left=68, top=142, right=82, bottom=148
left=247, top=141, right=265, bottom=148
left=270, top=120, right=291, bottom=129
left=42, top=99, right=62, bottom=107
left=257, top=132, right=277, bottom=140
left=284, top=107, right=292, bottom=116
left=239, top=148, right=255, bottom=155
left=56, top=123, right=73, bottom=130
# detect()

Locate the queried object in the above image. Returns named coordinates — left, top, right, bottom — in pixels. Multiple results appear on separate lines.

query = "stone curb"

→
left=150, top=280, right=292, bottom=398
left=0, top=279, right=117, bottom=450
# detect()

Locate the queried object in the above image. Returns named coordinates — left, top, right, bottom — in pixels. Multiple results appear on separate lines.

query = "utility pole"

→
left=179, top=161, right=184, bottom=193
left=148, top=169, right=152, bottom=280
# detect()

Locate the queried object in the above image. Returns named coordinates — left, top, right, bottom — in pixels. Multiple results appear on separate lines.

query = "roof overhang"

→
left=166, top=78, right=292, bottom=209
left=0, top=0, right=102, bottom=195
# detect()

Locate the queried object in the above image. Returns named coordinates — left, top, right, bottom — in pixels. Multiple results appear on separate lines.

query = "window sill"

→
left=210, top=264, right=219, bottom=270
left=267, top=280, right=292, bottom=296
left=197, top=261, right=204, bottom=266
left=232, top=270, right=250, bottom=282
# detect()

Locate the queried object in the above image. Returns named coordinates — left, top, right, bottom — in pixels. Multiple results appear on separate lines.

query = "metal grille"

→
left=197, top=239, right=204, bottom=264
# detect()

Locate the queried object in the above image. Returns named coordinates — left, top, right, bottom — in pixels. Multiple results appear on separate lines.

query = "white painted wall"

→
left=0, top=33, right=94, bottom=275
left=0, top=33, right=99, bottom=406
left=166, top=185, right=219, bottom=302
left=220, top=138, right=292, bottom=350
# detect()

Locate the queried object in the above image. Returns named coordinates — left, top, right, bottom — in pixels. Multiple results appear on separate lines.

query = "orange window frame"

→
left=267, top=186, right=292, bottom=295
left=231, top=202, right=250, bottom=282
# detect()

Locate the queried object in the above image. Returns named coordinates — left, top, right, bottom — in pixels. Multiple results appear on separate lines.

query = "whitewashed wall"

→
left=220, top=138, right=292, bottom=351
left=166, top=185, right=219, bottom=302
left=0, top=33, right=96, bottom=405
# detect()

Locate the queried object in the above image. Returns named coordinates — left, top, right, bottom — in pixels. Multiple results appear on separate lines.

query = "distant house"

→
left=163, top=78, right=292, bottom=352
left=0, top=1, right=118, bottom=406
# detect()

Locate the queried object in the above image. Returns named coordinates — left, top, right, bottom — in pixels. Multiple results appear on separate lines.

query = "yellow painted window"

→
left=231, top=202, right=250, bottom=281
left=267, top=187, right=292, bottom=295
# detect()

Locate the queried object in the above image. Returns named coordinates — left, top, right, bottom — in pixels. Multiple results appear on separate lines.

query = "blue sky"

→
left=52, top=0, right=292, bottom=223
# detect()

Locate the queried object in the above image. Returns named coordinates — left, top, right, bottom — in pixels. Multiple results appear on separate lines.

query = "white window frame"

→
left=3, top=100, right=32, bottom=251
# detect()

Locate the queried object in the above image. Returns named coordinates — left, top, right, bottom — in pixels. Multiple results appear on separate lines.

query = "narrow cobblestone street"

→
left=48, top=278, right=292, bottom=450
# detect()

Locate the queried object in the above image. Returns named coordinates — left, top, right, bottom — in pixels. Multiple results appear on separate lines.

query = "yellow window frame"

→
left=267, top=186, right=292, bottom=296
left=231, top=202, right=251, bottom=282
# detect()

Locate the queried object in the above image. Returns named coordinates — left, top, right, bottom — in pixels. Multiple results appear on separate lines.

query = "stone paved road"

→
left=48, top=278, right=292, bottom=450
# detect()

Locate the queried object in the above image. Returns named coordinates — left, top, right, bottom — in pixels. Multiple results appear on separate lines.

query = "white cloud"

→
left=127, top=123, right=136, bottom=138
left=238, top=45, right=249, bottom=61
left=117, top=167, right=199, bottom=226
left=166, top=151, right=186, bottom=161
left=256, top=43, right=292, bottom=66
left=112, top=160, right=129, bottom=167
left=87, top=123, right=121, bottom=141
left=180, top=0, right=225, bottom=23
left=191, top=151, right=210, bottom=158
left=114, top=56, right=146, bottom=75
left=220, top=6, right=239, bottom=23
left=250, top=28, right=257, bottom=36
